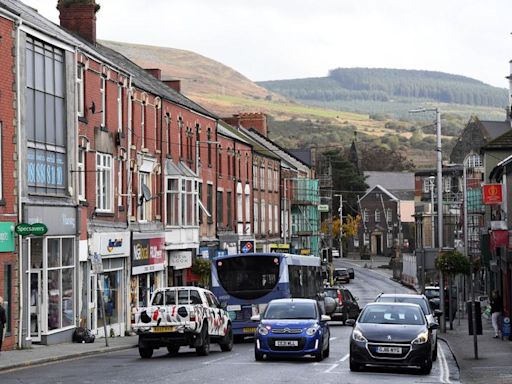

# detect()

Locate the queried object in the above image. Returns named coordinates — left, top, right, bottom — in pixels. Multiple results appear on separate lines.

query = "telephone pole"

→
left=335, top=194, right=343, bottom=258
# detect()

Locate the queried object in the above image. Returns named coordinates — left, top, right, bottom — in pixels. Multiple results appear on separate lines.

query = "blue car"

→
left=251, top=298, right=331, bottom=361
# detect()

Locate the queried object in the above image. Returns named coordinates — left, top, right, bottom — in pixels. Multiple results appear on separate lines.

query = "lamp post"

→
left=429, top=176, right=436, bottom=249
left=410, top=107, right=445, bottom=332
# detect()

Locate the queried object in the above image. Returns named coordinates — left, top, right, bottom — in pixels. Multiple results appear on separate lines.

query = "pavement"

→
left=0, top=255, right=510, bottom=384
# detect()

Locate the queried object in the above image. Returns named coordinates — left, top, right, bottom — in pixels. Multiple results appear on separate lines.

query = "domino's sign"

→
left=240, top=240, right=255, bottom=254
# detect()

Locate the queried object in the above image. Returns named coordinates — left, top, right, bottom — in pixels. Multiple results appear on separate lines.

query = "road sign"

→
left=90, top=252, right=104, bottom=274
left=240, top=240, right=255, bottom=254
left=15, top=223, right=48, bottom=236
left=318, top=204, right=329, bottom=212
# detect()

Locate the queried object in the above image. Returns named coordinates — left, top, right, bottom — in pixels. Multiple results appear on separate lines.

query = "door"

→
left=30, top=271, right=42, bottom=341
left=376, top=235, right=382, bottom=255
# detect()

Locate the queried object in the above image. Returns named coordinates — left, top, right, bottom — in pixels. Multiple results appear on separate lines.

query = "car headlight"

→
left=352, top=328, right=367, bottom=343
left=306, top=326, right=320, bottom=336
left=412, top=330, right=429, bottom=345
left=257, top=325, right=269, bottom=336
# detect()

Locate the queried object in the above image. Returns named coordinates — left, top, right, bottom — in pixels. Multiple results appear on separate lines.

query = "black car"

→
left=324, top=286, right=360, bottom=324
left=347, top=267, right=355, bottom=279
left=424, top=286, right=457, bottom=321
left=374, top=293, right=440, bottom=361
left=333, top=268, right=350, bottom=284
left=348, top=302, right=438, bottom=374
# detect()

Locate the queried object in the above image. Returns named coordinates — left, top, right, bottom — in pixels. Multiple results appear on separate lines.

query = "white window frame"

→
left=260, top=165, right=265, bottom=190
left=267, top=167, right=272, bottom=191
left=245, top=188, right=250, bottom=225
left=96, top=152, right=113, bottom=212
left=254, top=199, right=259, bottom=235
left=363, top=209, right=369, bottom=223
left=237, top=191, right=243, bottom=222
left=253, top=164, right=258, bottom=189
left=100, top=76, right=106, bottom=127
left=274, top=204, right=278, bottom=234
left=268, top=202, right=272, bottom=234
left=117, top=159, right=123, bottom=207
left=375, top=209, right=381, bottom=223
left=261, top=199, right=266, bottom=234
left=138, top=172, right=151, bottom=222
left=386, top=208, right=392, bottom=223
left=77, top=65, right=84, bottom=117
left=77, top=147, right=85, bottom=200
left=444, top=177, right=451, bottom=193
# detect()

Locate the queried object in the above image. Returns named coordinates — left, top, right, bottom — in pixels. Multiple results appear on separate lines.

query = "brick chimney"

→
left=224, top=113, right=268, bottom=137
left=58, top=1, right=99, bottom=44
left=144, top=68, right=161, bottom=80
left=163, top=80, right=181, bottom=93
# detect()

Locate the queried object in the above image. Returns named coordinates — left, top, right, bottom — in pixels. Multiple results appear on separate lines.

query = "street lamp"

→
left=410, top=107, right=445, bottom=332
left=428, top=176, right=436, bottom=249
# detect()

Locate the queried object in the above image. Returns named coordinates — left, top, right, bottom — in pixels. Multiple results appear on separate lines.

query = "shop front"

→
left=23, top=205, right=77, bottom=346
left=88, top=231, right=130, bottom=338
left=168, top=250, right=194, bottom=286
left=130, top=233, right=166, bottom=314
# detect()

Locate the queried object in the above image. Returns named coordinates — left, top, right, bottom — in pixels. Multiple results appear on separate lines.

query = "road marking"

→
left=329, top=337, right=337, bottom=341
left=438, top=345, right=451, bottom=383
left=338, top=354, right=349, bottom=362
left=324, top=363, right=339, bottom=373
left=202, top=353, right=238, bottom=365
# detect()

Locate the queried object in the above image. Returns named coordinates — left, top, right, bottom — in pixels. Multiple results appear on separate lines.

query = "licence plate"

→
left=275, top=340, right=299, bottom=347
left=151, top=326, right=175, bottom=333
left=376, top=346, right=402, bottom=354
left=243, top=327, right=257, bottom=333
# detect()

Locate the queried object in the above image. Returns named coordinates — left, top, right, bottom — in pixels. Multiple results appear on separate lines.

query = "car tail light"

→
left=337, top=291, right=343, bottom=305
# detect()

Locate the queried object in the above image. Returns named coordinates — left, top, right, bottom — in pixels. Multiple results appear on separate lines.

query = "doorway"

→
left=30, top=271, right=42, bottom=342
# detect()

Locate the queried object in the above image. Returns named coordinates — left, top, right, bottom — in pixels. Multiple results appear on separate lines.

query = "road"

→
left=0, top=261, right=460, bottom=384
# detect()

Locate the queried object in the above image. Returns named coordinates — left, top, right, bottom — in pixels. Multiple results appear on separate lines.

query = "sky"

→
left=21, top=0, right=512, bottom=88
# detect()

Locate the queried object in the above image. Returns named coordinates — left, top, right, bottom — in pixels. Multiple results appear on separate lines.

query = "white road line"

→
left=338, top=354, right=349, bottom=362
left=329, top=337, right=337, bottom=341
left=324, top=363, right=339, bottom=373
left=438, top=345, right=452, bottom=383
left=202, top=353, right=238, bottom=365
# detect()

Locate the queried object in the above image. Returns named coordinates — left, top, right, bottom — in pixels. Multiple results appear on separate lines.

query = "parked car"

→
left=133, top=286, right=233, bottom=358
left=333, top=268, right=350, bottom=284
left=374, top=293, right=440, bottom=360
left=324, top=286, right=360, bottom=324
left=347, top=267, right=355, bottom=279
left=251, top=298, right=331, bottom=361
left=424, top=285, right=457, bottom=321
left=347, top=302, right=438, bottom=374
left=332, top=249, right=340, bottom=258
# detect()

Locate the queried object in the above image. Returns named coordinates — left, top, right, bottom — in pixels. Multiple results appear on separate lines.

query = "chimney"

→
left=58, top=0, right=99, bottom=44
left=224, top=113, right=268, bottom=137
left=163, top=80, right=181, bottom=93
left=144, top=68, right=161, bottom=80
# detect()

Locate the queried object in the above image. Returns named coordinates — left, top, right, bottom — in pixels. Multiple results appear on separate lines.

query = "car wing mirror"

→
left=250, top=314, right=261, bottom=322
left=433, top=309, right=443, bottom=317
left=321, top=315, right=331, bottom=322
left=345, top=319, right=356, bottom=327
left=429, top=322, right=439, bottom=330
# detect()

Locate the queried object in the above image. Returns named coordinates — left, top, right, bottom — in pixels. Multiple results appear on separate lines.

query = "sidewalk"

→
left=0, top=335, right=137, bottom=372
left=440, top=314, right=512, bottom=384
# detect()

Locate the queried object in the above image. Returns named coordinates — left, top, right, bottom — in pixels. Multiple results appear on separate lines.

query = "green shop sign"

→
left=0, top=222, right=15, bottom=252
left=15, top=223, right=48, bottom=237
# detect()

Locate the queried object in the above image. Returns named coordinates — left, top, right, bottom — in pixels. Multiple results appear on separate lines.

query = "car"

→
left=347, top=302, right=438, bottom=374
left=332, top=249, right=340, bottom=258
left=374, top=293, right=440, bottom=361
left=324, top=286, right=360, bottom=324
left=347, top=267, right=355, bottom=279
left=333, top=268, right=350, bottom=284
left=424, top=286, right=457, bottom=321
left=251, top=298, right=331, bottom=361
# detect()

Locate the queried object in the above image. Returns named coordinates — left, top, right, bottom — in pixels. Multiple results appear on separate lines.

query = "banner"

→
left=483, top=184, right=503, bottom=205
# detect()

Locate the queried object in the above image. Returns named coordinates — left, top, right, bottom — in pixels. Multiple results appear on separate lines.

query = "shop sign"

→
left=318, top=204, right=329, bottom=212
left=92, top=232, right=131, bottom=257
left=483, top=184, right=503, bottom=205
left=169, top=251, right=192, bottom=270
left=25, top=206, right=76, bottom=235
left=239, top=240, right=255, bottom=254
left=270, top=243, right=290, bottom=253
left=0, top=222, right=15, bottom=252
left=15, top=222, right=48, bottom=236
left=132, top=235, right=165, bottom=275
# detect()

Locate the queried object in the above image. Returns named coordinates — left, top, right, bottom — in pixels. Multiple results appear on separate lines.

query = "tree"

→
left=360, top=144, right=415, bottom=171
left=191, top=258, right=211, bottom=288
left=435, top=250, right=470, bottom=276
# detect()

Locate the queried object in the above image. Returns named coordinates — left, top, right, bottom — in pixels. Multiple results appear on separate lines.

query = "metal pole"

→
left=430, top=177, right=435, bottom=248
left=98, top=275, right=109, bottom=347
left=284, top=179, right=287, bottom=244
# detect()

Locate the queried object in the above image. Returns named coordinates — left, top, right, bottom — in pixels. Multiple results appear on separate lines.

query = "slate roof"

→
left=480, top=120, right=511, bottom=141
left=483, top=129, right=512, bottom=149
left=364, top=171, right=415, bottom=200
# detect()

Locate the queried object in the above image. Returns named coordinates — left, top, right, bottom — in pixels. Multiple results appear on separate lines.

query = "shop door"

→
left=30, top=271, right=42, bottom=342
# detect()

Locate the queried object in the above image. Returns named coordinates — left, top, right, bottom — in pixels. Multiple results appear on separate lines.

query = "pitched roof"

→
left=364, top=171, right=414, bottom=191
left=483, top=129, right=512, bottom=149
left=360, top=185, right=398, bottom=202
left=480, top=120, right=511, bottom=141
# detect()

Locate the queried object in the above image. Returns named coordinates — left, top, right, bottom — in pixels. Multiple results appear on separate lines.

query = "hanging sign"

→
left=482, top=184, right=503, bottom=205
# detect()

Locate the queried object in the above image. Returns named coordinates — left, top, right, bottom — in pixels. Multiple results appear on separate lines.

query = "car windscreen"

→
left=263, top=302, right=317, bottom=320
left=360, top=305, right=425, bottom=325
left=216, top=256, right=280, bottom=300
left=324, top=289, right=338, bottom=299
left=425, top=289, right=440, bottom=298
left=334, top=269, right=347, bottom=277
left=377, top=296, right=430, bottom=315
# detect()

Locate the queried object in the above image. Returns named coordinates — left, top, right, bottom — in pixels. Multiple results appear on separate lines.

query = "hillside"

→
left=101, top=41, right=509, bottom=168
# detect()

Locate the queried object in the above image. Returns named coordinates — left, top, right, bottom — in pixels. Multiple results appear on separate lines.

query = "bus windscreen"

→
left=216, top=256, right=280, bottom=300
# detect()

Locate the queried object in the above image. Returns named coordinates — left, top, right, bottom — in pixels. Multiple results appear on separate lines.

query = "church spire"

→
left=349, top=131, right=361, bottom=174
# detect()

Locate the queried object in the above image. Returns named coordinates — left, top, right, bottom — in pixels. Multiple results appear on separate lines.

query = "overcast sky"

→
left=23, top=0, right=512, bottom=88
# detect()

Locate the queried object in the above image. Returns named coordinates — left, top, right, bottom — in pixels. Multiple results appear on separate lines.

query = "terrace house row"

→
left=0, top=0, right=318, bottom=350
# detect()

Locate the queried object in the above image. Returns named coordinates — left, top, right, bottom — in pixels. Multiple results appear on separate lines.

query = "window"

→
left=260, top=165, right=265, bottom=190
left=363, top=209, right=369, bottom=223
left=207, top=184, right=213, bottom=224
left=237, top=190, right=243, bottom=223
left=363, top=232, right=369, bottom=246
left=117, top=159, right=123, bottom=207
left=96, top=153, right=113, bottom=212
left=423, top=177, right=433, bottom=193
left=387, top=233, right=393, bottom=248
left=117, top=84, right=123, bottom=132
left=467, top=154, right=482, bottom=168
left=100, top=76, right=106, bottom=127
left=178, top=117, right=183, bottom=158
left=77, top=147, right=85, bottom=200
left=254, top=199, right=259, bottom=235
left=218, top=147, right=223, bottom=176
left=261, top=200, right=266, bottom=234
left=375, top=209, right=381, bottom=222
left=274, top=169, right=279, bottom=192
left=274, top=204, right=278, bottom=234
left=141, top=102, right=146, bottom=148
left=268, top=202, right=272, bottom=234
left=139, top=172, right=151, bottom=221
left=245, top=189, right=250, bottom=225
left=165, top=113, right=171, bottom=155
left=227, top=191, right=232, bottom=229
left=444, top=177, right=451, bottom=193
left=227, top=148, right=231, bottom=177
left=77, top=65, right=84, bottom=117
left=267, top=167, right=272, bottom=191
left=198, top=182, right=203, bottom=224
left=165, top=177, right=198, bottom=226
left=386, top=208, right=392, bottom=223
left=207, top=128, right=212, bottom=166
left=217, top=190, right=224, bottom=225
left=26, top=37, right=67, bottom=195
left=253, top=164, right=258, bottom=189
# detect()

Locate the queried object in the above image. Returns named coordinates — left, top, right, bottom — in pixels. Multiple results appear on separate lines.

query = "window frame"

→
left=76, top=64, right=84, bottom=117
left=96, top=152, right=113, bottom=212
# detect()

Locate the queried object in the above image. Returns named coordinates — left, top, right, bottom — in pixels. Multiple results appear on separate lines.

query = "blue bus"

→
left=211, top=252, right=322, bottom=338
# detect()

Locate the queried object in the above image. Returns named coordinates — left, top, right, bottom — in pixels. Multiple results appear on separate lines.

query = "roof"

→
left=483, top=129, right=512, bottom=150
left=360, top=185, right=398, bottom=202
left=364, top=171, right=414, bottom=200
left=217, top=120, right=251, bottom=144
left=288, top=149, right=313, bottom=167
left=219, top=122, right=280, bottom=161
left=480, top=120, right=511, bottom=141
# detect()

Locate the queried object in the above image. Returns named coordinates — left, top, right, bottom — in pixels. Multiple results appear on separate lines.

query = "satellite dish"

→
left=141, top=183, right=152, bottom=201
